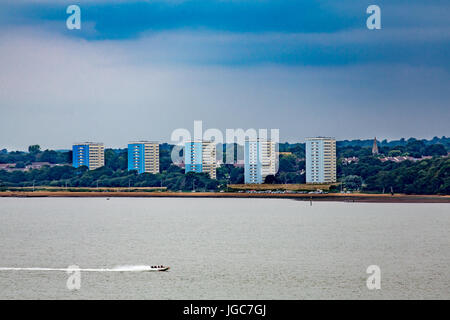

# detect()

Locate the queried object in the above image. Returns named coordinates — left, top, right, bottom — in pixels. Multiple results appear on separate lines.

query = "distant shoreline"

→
left=0, top=191, right=449, bottom=203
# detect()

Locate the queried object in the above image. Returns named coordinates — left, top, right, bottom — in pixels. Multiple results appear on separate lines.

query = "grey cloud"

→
left=0, top=29, right=449, bottom=150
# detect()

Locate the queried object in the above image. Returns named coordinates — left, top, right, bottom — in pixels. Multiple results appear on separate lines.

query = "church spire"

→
left=372, top=137, right=379, bottom=155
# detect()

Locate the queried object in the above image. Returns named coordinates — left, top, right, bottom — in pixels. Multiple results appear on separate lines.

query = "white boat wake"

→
left=0, top=265, right=166, bottom=272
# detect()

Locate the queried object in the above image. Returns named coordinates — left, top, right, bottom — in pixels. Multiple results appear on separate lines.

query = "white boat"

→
left=148, top=265, right=170, bottom=272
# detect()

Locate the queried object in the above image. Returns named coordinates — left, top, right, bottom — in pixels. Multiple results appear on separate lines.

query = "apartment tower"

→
left=244, top=139, right=277, bottom=184
left=72, top=142, right=105, bottom=170
left=184, top=140, right=217, bottom=179
left=305, top=137, right=336, bottom=183
left=128, top=141, right=159, bottom=174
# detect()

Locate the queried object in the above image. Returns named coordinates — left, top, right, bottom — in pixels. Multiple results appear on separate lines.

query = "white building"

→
left=305, top=137, right=336, bottom=183
left=244, top=139, right=277, bottom=184
left=185, top=140, right=217, bottom=179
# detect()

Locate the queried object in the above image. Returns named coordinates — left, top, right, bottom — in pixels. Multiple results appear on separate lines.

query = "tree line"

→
left=339, top=156, right=449, bottom=194
left=0, top=139, right=449, bottom=194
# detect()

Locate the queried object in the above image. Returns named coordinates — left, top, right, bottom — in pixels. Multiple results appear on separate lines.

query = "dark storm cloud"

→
left=0, top=0, right=449, bottom=68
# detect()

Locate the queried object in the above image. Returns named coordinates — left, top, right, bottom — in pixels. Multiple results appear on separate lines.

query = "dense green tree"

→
left=39, top=150, right=58, bottom=163
left=279, top=155, right=297, bottom=172
left=264, top=175, right=277, bottom=184
left=15, top=161, right=25, bottom=169
left=342, top=175, right=363, bottom=191
left=423, top=144, right=447, bottom=156
left=388, top=150, right=402, bottom=157
left=28, top=145, right=41, bottom=154
left=104, top=149, right=127, bottom=170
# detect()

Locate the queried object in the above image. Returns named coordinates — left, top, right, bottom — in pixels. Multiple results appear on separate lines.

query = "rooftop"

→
left=128, top=141, right=159, bottom=145
left=73, top=142, right=104, bottom=146
left=306, top=137, right=335, bottom=140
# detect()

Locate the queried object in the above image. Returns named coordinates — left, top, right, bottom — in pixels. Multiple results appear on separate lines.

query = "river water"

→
left=0, top=198, right=448, bottom=299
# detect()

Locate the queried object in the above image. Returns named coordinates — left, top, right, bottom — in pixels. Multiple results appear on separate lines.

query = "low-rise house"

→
left=27, top=162, right=53, bottom=170
left=379, top=156, right=433, bottom=163
left=342, top=157, right=359, bottom=164
left=0, top=162, right=63, bottom=172
left=0, top=163, right=16, bottom=171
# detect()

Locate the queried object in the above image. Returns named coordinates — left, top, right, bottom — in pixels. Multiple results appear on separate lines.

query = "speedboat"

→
left=149, top=265, right=170, bottom=271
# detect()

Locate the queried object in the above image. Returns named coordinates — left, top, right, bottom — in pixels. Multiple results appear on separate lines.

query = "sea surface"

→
left=0, top=198, right=448, bottom=299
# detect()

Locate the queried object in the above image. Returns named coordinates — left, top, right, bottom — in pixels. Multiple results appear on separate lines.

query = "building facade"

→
left=244, top=139, right=277, bottom=184
left=184, top=141, right=217, bottom=179
left=72, top=142, right=105, bottom=170
left=128, top=141, right=159, bottom=174
left=305, top=137, right=336, bottom=183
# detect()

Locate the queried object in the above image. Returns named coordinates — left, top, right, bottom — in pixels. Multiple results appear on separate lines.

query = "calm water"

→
left=0, top=198, right=448, bottom=299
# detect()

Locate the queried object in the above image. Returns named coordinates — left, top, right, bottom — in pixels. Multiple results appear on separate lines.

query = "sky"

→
left=0, top=0, right=449, bottom=150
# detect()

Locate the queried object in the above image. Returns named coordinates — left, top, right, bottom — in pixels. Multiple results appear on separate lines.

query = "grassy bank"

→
left=228, top=183, right=338, bottom=191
